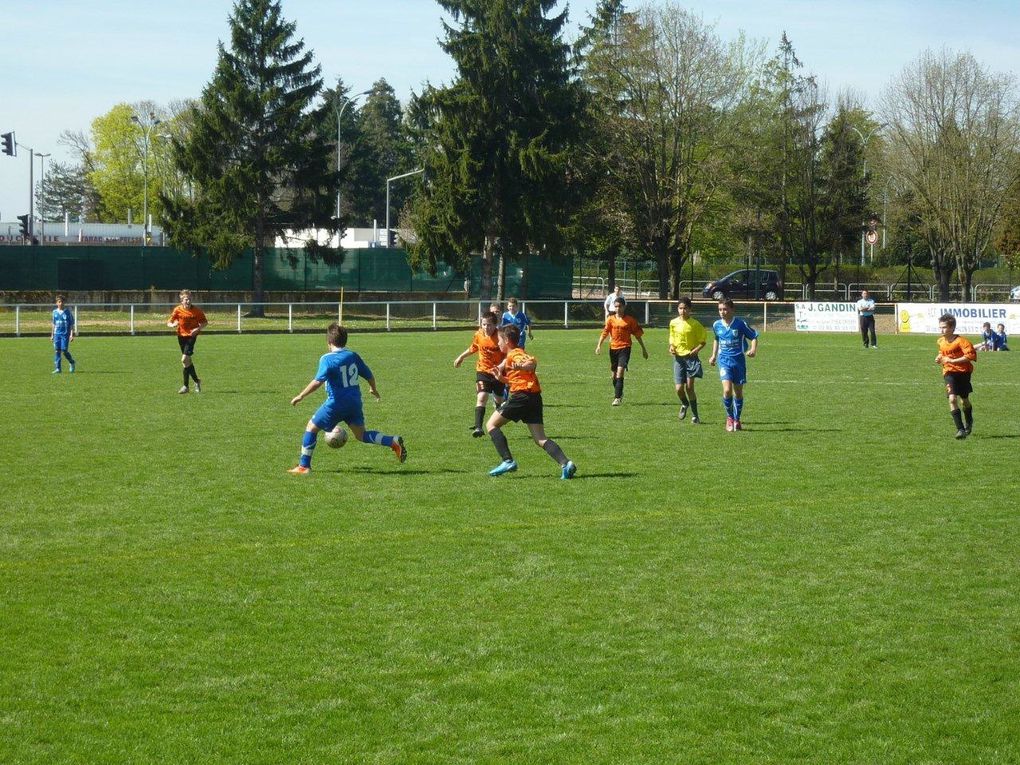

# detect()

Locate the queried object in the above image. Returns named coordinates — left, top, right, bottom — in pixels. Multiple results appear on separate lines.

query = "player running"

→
left=454, top=311, right=506, bottom=437
left=595, top=296, right=649, bottom=406
left=50, top=294, right=77, bottom=374
left=935, top=313, right=977, bottom=439
left=485, top=325, right=576, bottom=479
left=709, top=299, right=758, bottom=431
left=167, top=289, right=207, bottom=394
left=288, top=323, right=406, bottom=474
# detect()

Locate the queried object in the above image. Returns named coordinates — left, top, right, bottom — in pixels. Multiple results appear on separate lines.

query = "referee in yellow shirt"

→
left=668, top=297, right=708, bottom=423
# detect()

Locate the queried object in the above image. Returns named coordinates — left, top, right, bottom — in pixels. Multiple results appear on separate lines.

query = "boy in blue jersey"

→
left=993, top=323, right=1009, bottom=351
left=288, top=323, right=406, bottom=474
left=50, top=294, right=77, bottom=373
left=502, top=297, right=533, bottom=349
left=709, top=299, right=758, bottom=431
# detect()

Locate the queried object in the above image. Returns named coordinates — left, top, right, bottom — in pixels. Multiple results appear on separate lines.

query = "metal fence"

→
left=2, top=298, right=817, bottom=337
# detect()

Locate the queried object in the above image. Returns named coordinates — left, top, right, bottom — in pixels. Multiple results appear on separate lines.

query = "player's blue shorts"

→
left=312, top=398, right=365, bottom=431
left=673, top=354, right=703, bottom=384
left=53, top=335, right=70, bottom=352
left=717, top=357, right=747, bottom=385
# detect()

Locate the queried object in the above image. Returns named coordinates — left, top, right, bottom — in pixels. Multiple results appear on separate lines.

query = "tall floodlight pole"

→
left=385, top=169, right=424, bottom=247
left=333, top=90, right=370, bottom=221
left=35, top=152, right=50, bottom=240
left=850, top=124, right=885, bottom=266
left=131, top=112, right=161, bottom=246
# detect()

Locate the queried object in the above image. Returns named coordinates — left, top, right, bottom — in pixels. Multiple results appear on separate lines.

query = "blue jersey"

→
left=315, top=349, right=373, bottom=405
left=52, top=308, right=75, bottom=337
left=993, top=330, right=1008, bottom=350
left=713, top=317, right=757, bottom=364
left=502, top=310, right=531, bottom=347
left=982, top=328, right=995, bottom=346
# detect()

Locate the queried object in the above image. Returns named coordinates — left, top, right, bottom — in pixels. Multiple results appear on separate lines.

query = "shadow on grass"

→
left=975, top=433, right=1020, bottom=439
left=326, top=467, right=467, bottom=476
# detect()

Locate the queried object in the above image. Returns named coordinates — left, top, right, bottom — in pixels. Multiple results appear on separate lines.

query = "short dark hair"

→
left=55, top=293, right=66, bottom=302
left=481, top=311, right=499, bottom=323
left=938, top=314, right=957, bottom=330
left=327, top=322, right=348, bottom=347
left=719, top=298, right=735, bottom=309
left=499, top=324, right=521, bottom=346
left=677, top=297, right=692, bottom=309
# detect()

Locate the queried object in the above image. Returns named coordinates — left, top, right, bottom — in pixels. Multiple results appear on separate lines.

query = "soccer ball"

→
left=324, top=426, right=348, bottom=448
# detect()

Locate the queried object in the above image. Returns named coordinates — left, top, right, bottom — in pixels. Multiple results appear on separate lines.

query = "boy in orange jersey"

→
left=485, top=325, right=576, bottom=479
left=454, top=311, right=507, bottom=437
left=935, top=313, right=977, bottom=439
left=167, top=289, right=208, bottom=394
left=595, top=296, right=648, bottom=406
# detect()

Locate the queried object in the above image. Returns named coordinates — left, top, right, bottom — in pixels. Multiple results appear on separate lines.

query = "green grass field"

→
left=2, top=326, right=1018, bottom=764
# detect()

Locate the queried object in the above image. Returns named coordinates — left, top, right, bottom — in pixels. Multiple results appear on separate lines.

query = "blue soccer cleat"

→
left=561, top=461, right=577, bottom=480
left=488, top=459, right=518, bottom=477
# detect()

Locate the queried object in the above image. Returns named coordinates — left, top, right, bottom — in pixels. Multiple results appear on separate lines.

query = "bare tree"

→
left=882, top=49, right=1020, bottom=299
left=586, top=4, right=757, bottom=298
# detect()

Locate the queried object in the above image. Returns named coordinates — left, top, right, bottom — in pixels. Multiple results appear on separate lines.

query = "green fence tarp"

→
left=0, top=246, right=572, bottom=298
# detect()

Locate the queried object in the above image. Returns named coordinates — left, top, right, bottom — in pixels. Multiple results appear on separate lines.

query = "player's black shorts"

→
left=476, top=371, right=504, bottom=395
left=944, top=371, right=972, bottom=397
left=499, top=392, right=543, bottom=424
left=609, top=346, right=632, bottom=372
left=178, top=335, right=198, bottom=356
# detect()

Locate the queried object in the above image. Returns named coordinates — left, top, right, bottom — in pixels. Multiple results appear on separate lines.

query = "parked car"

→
left=703, top=269, right=784, bottom=301
left=1010, top=285, right=1020, bottom=302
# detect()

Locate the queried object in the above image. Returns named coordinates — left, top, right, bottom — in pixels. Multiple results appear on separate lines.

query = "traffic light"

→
left=1, top=132, right=14, bottom=156
left=17, top=214, right=30, bottom=238
left=387, top=230, right=397, bottom=247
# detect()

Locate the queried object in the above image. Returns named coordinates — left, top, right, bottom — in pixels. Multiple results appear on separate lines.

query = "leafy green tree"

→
left=407, top=0, right=587, bottom=301
left=88, top=104, right=142, bottom=223
left=163, top=0, right=338, bottom=307
left=817, top=103, right=870, bottom=290
left=573, top=0, right=632, bottom=291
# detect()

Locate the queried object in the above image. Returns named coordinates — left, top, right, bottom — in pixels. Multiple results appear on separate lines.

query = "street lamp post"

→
left=35, top=152, right=50, bottom=240
left=850, top=123, right=885, bottom=266
left=131, top=112, right=161, bottom=246
left=333, top=90, right=370, bottom=222
left=385, top=169, right=424, bottom=247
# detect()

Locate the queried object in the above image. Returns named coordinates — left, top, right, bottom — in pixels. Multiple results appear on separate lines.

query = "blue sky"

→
left=2, top=0, right=1018, bottom=223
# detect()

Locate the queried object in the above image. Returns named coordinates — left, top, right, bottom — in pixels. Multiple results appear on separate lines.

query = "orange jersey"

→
left=937, top=335, right=976, bottom=374
left=169, top=305, right=207, bottom=337
left=600, top=314, right=643, bottom=350
left=502, top=347, right=541, bottom=394
left=468, top=329, right=505, bottom=372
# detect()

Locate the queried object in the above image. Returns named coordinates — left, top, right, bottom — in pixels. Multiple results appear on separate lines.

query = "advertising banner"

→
left=794, top=302, right=860, bottom=332
left=896, top=303, right=1020, bottom=334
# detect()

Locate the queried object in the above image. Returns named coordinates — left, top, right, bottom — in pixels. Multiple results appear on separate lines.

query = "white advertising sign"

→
left=895, top=303, right=1020, bottom=334
left=794, top=302, right=860, bottom=332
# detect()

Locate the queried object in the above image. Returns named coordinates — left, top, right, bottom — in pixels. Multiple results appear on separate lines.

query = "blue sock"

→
left=54, top=350, right=61, bottom=370
left=361, top=430, right=394, bottom=447
left=723, top=397, right=732, bottom=417
left=734, top=398, right=744, bottom=420
left=299, top=430, right=317, bottom=468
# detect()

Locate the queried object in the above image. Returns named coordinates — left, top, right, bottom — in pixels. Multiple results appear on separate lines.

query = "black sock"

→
left=490, top=428, right=513, bottom=461
left=189, top=366, right=200, bottom=383
left=614, top=377, right=624, bottom=399
left=183, top=368, right=190, bottom=387
left=964, top=407, right=973, bottom=428
left=474, top=406, right=485, bottom=430
left=690, top=398, right=699, bottom=417
left=542, top=439, right=568, bottom=466
left=951, top=410, right=964, bottom=430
